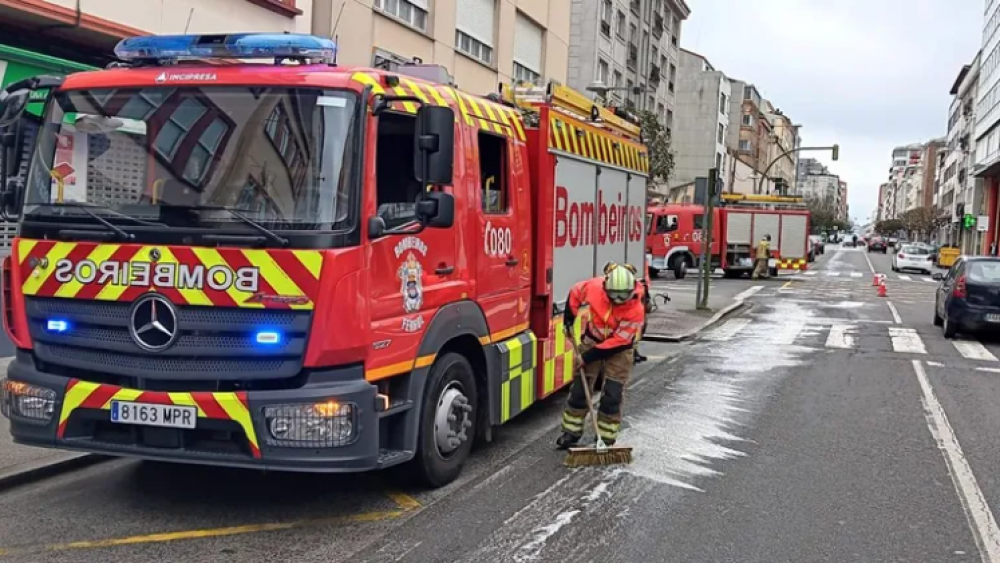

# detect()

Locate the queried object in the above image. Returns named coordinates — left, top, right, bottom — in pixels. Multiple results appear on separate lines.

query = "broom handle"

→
left=575, top=355, right=606, bottom=449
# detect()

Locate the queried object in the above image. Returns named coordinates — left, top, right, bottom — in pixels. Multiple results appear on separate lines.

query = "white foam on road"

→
left=827, top=271, right=841, bottom=277
left=898, top=275, right=912, bottom=281
left=702, top=318, right=750, bottom=341
left=733, top=285, right=764, bottom=301
left=953, top=340, right=999, bottom=362
left=825, top=323, right=855, bottom=349
left=889, top=327, right=926, bottom=354
left=803, top=270, right=819, bottom=276
left=850, top=272, right=864, bottom=278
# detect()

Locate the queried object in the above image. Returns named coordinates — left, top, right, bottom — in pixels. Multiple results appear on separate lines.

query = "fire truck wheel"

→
left=649, top=267, right=661, bottom=278
left=413, top=352, right=478, bottom=488
left=671, top=256, right=688, bottom=279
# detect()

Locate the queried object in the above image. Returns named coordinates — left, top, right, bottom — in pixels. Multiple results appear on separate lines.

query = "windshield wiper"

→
left=69, top=206, right=134, bottom=241
left=185, top=205, right=290, bottom=248
left=33, top=202, right=166, bottom=227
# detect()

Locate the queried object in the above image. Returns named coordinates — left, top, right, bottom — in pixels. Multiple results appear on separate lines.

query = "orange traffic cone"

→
left=877, top=280, right=887, bottom=298
left=872, top=273, right=880, bottom=286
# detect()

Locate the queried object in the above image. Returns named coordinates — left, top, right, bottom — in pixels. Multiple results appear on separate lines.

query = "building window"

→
left=613, top=70, right=622, bottom=88
left=742, top=113, right=753, bottom=126
left=743, top=85, right=752, bottom=100
left=716, top=152, right=723, bottom=171
left=739, top=139, right=752, bottom=152
left=647, top=95, right=655, bottom=110
left=373, top=0, right=429, bottom=31
left=719, top=93, right=727, bottom=115
left=597, top=59, right=610, bottom=85
left=718, top=124, right=725, bottom=144
left=513, top=62, right=541, bottom=85
left=456, top=0, right=496, bottom=65
left=601, top=0, right=613, bottom=36
left=616, top=10, right=626, bottom=39
left=666, top=109, right=673, bottom=128
left=456, top=30, right=493, bottom=64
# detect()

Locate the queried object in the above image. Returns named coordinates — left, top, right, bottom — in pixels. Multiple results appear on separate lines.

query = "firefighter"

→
left=752, top=234, right=771, bottom=280
left=556, top=264, right=646, bottom=449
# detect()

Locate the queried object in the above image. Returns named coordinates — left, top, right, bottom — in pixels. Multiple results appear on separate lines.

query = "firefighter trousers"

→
left=752, top=257, right=768, bottom=279
left=560, top=341, right=634, bottom=443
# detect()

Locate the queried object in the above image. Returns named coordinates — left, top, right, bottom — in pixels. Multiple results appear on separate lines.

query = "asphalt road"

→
left=4, top=244, right=1000, bottom=562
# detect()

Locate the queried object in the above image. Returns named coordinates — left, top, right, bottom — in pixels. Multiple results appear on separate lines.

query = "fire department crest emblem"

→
left=398, top=252, right=424, bottom=313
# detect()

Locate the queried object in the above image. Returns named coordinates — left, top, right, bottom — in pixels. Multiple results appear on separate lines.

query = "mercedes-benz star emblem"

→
left=149, top=248, right=161, bottom=261
left=129, top=294, right=178, bottom=352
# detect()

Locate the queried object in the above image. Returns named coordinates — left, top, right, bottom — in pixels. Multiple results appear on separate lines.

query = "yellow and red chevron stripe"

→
left=15, top=240, right=323, bottom=310
left=350, top=71, right=526, bottom=142
left=549, top=113, right=649, bottom=175
left=57, top=379, right=260, bottom=457
left=776, top=258, right=808, bottom=270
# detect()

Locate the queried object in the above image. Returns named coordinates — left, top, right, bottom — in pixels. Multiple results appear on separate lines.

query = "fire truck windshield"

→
left=20, top=86, right=360, bottom=245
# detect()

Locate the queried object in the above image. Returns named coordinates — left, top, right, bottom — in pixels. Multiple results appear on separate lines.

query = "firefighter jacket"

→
left=563, top=277, right=645, bottom=364
left=756, top=238, right=770, bottom=259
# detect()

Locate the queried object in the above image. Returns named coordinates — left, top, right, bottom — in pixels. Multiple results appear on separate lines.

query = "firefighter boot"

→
left=556, top=432, right=581, bottom=450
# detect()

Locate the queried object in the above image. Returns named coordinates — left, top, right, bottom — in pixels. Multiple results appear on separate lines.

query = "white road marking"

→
left=928, top=361, right=945, bottom=367
left=825, top=324, right=855, bottom=349
left=912, top=359, right=1000, bottom=563
left=827, top=272, right=841, bottom=277
left=889, top=327, right=926, bottom=354
left=863, top=248, right=877, bottom=273
left=898, top=275, right=912, bottom=281
left=953, top=340, right=999, bottom=362
left=702, top=318, right=750, bottom=341
left=850, top=272, right=864, bottom=278
left=804, top=270, right=819, bottom=276
left=733, top=285, right=764, bottom=301
left=886, top=301, right=902, bottom=324
left=976, top=367, right=1000, bottom=374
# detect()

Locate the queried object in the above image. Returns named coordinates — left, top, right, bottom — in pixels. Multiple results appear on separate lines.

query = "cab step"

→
left=378, top=399, right=414, bottom=419
left=377, top=448, right=413, bottom=467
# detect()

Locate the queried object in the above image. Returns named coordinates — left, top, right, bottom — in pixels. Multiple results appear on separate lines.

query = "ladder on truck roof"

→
left=500, top=82, right=642, bottom=142
left=720, top=193, right=808, bottom=211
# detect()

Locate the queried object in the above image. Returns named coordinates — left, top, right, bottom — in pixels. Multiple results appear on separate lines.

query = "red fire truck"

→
left=646, top=194, right=811, bottom=279
left=0, top=33, right=649, bottom=486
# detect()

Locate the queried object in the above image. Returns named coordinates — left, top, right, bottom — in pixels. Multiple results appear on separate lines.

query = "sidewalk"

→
left=643, top=281, right=761, bottom=341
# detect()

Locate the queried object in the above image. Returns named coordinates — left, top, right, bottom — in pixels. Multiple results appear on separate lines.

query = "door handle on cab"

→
left=435, top=265, right=455, bottom=275
left=505, top=257, right=519, bottom=267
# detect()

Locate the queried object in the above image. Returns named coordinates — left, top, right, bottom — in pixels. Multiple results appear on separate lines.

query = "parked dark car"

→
left=867, top=237, right=887, bottom=253
left=934, top=256, right=1000, bottom=338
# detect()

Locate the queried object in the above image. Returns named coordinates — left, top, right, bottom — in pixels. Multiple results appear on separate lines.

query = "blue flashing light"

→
left=114, top=33, right=337, bottom=63
left=46, top=319, right=69, bottom=333
left=255, top=331, right=282, bottom=345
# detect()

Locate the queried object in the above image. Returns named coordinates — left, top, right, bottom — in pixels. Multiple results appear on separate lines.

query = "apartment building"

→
left=565, top=0, right=690, bottom=127
left=314, top=0, right=570, bottom=95
left=724, top=80, right=799, bottom=194
left=668, top=49, right=731, bottom=197
left=838, top=180, right=848, bottom=222
left=974, top=0, right=1000, bottom=254
left=796, top=157, right=841, bottom=212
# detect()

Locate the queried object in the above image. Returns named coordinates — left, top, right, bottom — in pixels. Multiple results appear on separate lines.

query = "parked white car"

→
left=892, top=244, right=934, bottom=274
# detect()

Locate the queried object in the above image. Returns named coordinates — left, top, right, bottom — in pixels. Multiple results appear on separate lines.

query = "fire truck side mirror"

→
left=417, top=191, right=455, bottom=229
left=414, top=105, right=455, bottom=185
left=0, top=89, right=30, bottom=129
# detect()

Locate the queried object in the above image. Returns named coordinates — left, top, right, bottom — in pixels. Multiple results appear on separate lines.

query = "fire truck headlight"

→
left=1, top=380, right=56, bottom=422
left=263, top=402, right=356, bottom=447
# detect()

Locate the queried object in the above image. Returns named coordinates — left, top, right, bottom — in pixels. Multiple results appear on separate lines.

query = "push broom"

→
left=564, top=361, right=633, bottom=468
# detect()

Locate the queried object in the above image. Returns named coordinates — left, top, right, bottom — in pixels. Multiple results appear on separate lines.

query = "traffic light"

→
left=964, top=214, right=977, bottom=230
left=831, top=144, right=840, bottom=161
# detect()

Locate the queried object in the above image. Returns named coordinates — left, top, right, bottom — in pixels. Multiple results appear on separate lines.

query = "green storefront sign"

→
left=0, top=43, right=96, bottom=116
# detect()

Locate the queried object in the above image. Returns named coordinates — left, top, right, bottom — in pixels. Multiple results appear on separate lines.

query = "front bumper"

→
left=3, top=352, right=385, bottom=473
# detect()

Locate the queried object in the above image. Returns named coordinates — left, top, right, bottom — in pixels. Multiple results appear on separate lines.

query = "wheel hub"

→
left=434, top=384, right=473, bottom=455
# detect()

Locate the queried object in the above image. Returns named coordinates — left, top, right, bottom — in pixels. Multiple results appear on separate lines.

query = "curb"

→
left=643, top=299, right=750, bottom=343
left=0, top=453, right=108, bottom=492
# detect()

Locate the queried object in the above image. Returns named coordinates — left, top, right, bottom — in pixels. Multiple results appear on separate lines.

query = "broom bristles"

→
left=564, top=446, right=633, bottom=467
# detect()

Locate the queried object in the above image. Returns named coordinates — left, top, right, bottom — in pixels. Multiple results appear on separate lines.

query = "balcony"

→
left=601, top=20, right=611, bottom=37
left=627, top=44, right=638, bottom=69
left=652, top=13, right=664, bottom=38
left=649, top=65, right=661, bottom=86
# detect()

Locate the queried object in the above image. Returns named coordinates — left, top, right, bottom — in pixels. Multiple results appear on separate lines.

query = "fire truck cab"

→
left=0, top=33, right=649, bottom=487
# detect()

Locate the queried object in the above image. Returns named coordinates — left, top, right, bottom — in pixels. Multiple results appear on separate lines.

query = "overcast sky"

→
left=683, top=0, right=982, bottom=225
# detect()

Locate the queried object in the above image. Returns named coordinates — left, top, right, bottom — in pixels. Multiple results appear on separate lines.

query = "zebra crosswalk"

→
left=794, top=270, right=940, bottom=283
left=700, top=318, right=1000, bottom=362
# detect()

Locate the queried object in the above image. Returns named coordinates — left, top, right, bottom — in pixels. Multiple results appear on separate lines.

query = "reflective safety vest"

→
left=567, top=278, right=645, bottom=351
left=756, top=239, right=770, bottom=259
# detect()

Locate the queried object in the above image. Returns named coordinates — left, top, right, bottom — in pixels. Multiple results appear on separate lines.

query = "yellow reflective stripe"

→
left=479, top=100, right=499, bottom=122
left=568, top=124, right=580, bottom=155
left=463, top=95, right=492, bottom=130
left=544, top=357, right=555, bottom=394
left=95, top=245, right=149, bottom=302
left=22, top=242, right=75, bottom=296
left=401, top=79, right=430, bottom=105
left=551, top=117, right=564, bottom=151
left=241, top=249, right=309, bottom=310
left=293, top=250, right=323, bottom=279
left=422, top=83, right=449, bottom=107
left=59, top=381, right=99, bottom=425
left=392, top=86, right=418, bottom=113
left=351, top=72, right=385, bottom=95
left=17, top=240, right=37, bottom=265
left=168, top=392, right=207, bottom=417
left=444, top=87, right=475, bottom=126
left=191, top=247, right=264, bottom=308
left=156, top=247, right=212, bottom=306
left=506, top=108, right=526, bottom=140
left=102, top=388, right=143, bottom=409
left=215, top=393, right=259, bottom=450
left=501, top=381, right=510, bottom=422
left=53, top=244, right=120, bottom=299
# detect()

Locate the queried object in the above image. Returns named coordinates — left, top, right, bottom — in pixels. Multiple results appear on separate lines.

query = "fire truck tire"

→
left=412, top=352, right=478, bottom=488
left=670, top=256, right=688, bottom=279
left=722, top=269, right=742, bottom=279
left=649, top=267, right=661, bottom=278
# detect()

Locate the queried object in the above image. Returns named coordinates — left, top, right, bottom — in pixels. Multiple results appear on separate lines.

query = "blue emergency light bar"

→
left=114, top=33, right=337, bottom=63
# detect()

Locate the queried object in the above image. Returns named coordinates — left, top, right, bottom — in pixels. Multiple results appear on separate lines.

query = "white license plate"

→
left=987, top=314, right=1000, bottom=323
left=110, top=401, right=197, bottom=429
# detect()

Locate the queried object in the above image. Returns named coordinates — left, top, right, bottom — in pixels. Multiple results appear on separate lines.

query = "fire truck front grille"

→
left=25, top=297, right=311, bottom=381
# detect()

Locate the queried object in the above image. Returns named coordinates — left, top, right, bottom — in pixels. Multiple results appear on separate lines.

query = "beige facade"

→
left=314, top=0, right=570, bottom=96
left=43, top=0, right=313, bottom=34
